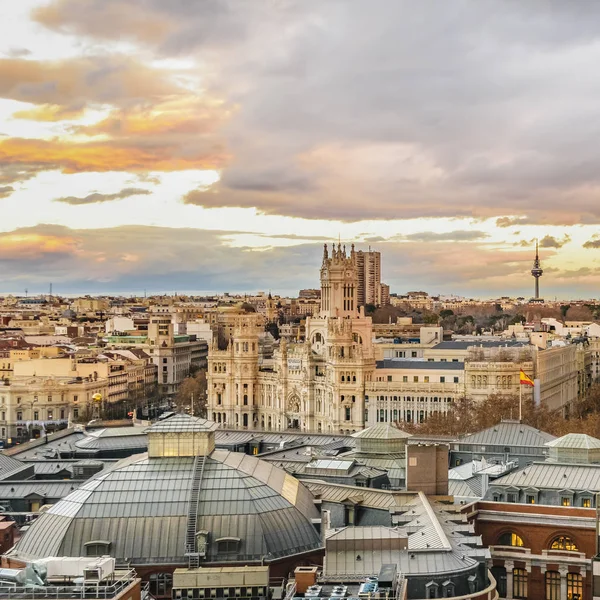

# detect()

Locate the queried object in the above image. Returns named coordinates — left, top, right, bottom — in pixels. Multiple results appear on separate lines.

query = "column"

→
left=505, top=560, right=514, bottom=599
left=559, top=566, right=569, bottom=600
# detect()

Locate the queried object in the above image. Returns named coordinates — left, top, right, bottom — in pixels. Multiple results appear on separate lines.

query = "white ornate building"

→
left=207, top=244, right=378, bottom=434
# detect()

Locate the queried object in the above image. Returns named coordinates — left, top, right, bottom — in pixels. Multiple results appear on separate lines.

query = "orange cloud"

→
left=0, top=137, right=228, bottom=173
left=75, top=97, right=233, bottom=137
left=12, top=104, right=86, bottom=122
left=0, top=232, right=80, bottom=259
left=0, top=56, right=184, bottom=111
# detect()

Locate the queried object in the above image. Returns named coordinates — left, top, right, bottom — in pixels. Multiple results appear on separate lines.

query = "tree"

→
left=440, top=309, right=454, bottom=319
left=265, top=321, right=280, bottom=340
left=174, top=370, right=207, bottom=417
left=422, top=313, right=439, bottom=325
left=560, top=304, right=571, bottom=324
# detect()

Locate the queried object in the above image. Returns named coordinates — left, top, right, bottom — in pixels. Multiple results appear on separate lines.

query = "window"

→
left=73, top=408, right=79, bottom=419
left=526, top=495, right=536, bottom=504
left=387, top=375, right=392, bottom=382
left=85, top=540, right=111, bottom=557
left=567, top=573, right=583, bottom=600
left=545, top=571, right=560, bottom=600
left=403, top=376, right=408, bottom=383
left=425, top=582, right=438, bottom=599
left=411, top=351, right=417, bottom=358
left=561, top=496, right=572, bottom=507
left=497, top=532, right=524, bottom=547
left=1, top=412, right=4, bottom=421
left=507, top=493, right=517, bottom=503
left=73, top=395, right=78, bottom=402
left=453, top=377, right=459, bottom=383
left=48, top=410, right=53, bottom=420
left=513, top=568, right=527, bottom=599
left=413, top=376, right=419, bottom=383
left=149, top=572, right=173, bottom=598
left=33, top=411, right=39, bottom=421
left=582, top=497, right=592, bottom=508
left=424, top=376, right=430, bottom=383
left=216, top=537, right=240, bottom=555
left=47, top=395, right=52, bottom=402
left=440, top=377, right=445, bottom=383
left=551, top=535, right=578, bottom=551
left=60, top=409, right=65, bottom=420
left=345, top=406, right=351, bottom=421
left=16, top=411, right=22, bottom=421
left=442, top=581, right=455, bottom=598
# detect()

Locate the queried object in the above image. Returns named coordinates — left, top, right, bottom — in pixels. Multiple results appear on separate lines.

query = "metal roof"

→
left=457, top=421, right=555, bottom=448
left=376, top=360, right=464, bottom=370
left=432, top=340, right=527, bottom=350
left=0, top=480, right=79, bottom=500
left=489, top=462, right=600, bottom=492
left=0, top=453, right=31, bottom=480
left=352, top=423, right=412, bottom=440
left=13, top=449, right=321, bottom=564
left=546, top=433, right=600, bottom=449
left=148, top=413, right=219, bottom=433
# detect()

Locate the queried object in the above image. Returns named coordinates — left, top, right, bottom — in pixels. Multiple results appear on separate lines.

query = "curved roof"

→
left=13, top=449, right=321, bottom=564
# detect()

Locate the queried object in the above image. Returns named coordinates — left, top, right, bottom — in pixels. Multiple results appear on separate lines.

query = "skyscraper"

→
left=355, top=249, right=389, bottom=307
left=531, top=239, right=544, bottom=300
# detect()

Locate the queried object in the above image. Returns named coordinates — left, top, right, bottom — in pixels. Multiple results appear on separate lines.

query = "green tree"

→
left=440, top=309, right=454, bottom=319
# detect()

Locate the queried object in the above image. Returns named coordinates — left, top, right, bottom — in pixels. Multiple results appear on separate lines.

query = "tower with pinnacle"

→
left=531, top=239, right=543, bottom=300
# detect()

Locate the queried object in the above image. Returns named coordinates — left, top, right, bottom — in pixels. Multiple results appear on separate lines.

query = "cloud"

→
left=0, top=56, right=185, bottom=112
left=583, top=236, right=600, bottom=249
left=496, top=217, right=528, bottom=228
left=404, top=230, right=489, bottom=242
left=0, top=137, right=227, bottom=174
left=539, top=234, right=570, bottom=249
left=12, top=0, right=600, bottom=228
left=54, top=187, right=152, bottom=205
left=5, top=48, right=31, bottom=58
left=0, top=186, right=14, bottom=199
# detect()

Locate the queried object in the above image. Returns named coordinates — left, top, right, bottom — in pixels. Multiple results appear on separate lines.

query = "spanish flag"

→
left=520, top=370, right=534, bottom=387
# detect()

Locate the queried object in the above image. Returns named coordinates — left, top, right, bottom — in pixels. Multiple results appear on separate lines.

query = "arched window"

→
left=551, top=535, right=578, bottom=551
left=149, top=572, right=173, bottom=598
left=513, top=568, right=527, bottom=599
left=545, top=571, right=560, bottom=600
left=497, top=532, right=524, bottom=547
left=567, top=573, right=583, bottom=600
left=84, top=540, right=111, bottom=557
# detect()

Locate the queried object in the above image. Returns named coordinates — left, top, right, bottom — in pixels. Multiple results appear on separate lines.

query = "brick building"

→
left=465, top=501, right=593, bottom=599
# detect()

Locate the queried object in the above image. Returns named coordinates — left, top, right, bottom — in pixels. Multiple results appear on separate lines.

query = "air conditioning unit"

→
left=235, top=588, right=242, bottom=597
left=210, top=590, right=217, bottom=598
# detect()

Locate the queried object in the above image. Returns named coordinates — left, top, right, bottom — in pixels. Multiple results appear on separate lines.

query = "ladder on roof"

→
left=185, top=454, right=206, bottom=568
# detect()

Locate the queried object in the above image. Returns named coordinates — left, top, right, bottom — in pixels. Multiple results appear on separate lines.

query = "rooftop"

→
left=375, top=360, right=464, bottom=370
left=546, top=433, right=600, bottom=450
left=457, top=420, right=555, bottom=448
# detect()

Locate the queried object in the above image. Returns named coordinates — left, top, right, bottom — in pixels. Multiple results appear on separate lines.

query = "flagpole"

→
left=519, top=379, right=522, bottom=422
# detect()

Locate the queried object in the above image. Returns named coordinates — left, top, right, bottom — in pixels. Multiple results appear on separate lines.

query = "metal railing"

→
left=0, top=570, right=139, bottom=600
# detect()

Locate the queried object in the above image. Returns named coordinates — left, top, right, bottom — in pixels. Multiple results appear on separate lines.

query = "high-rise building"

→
left=354, top=249, right=389, bottom=307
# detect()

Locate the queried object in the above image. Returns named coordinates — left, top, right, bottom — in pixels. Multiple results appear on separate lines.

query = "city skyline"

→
left=2, top=2, right=600, bottom=297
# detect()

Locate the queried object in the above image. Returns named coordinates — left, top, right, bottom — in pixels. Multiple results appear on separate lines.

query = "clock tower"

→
left=320, top=243, right=359, bottom=318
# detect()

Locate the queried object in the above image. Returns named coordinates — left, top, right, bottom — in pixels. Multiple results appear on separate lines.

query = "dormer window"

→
left=216, top=537, right=240, bottom=555
left=85, top=540, right=111, bottom=556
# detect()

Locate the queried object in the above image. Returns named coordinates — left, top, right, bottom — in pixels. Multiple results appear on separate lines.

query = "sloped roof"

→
left=148, top=413, right=219, bottom=433
left=352, top=423, right=412, bottom=440
left=458, top=421, right=555, bottom=448
left=489, top=462, right=600, bottom=492
left=546, top=433, right=600, bottom=450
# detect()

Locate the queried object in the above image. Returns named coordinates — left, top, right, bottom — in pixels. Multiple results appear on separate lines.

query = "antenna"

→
left=24, top=288, right=28, bottom=297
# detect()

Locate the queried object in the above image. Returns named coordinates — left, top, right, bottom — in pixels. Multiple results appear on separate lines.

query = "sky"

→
left=1, top=1, right=600, bottom=299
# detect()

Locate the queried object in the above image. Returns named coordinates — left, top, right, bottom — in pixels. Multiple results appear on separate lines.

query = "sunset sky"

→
left=1, top=1, right=600, bottom=298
